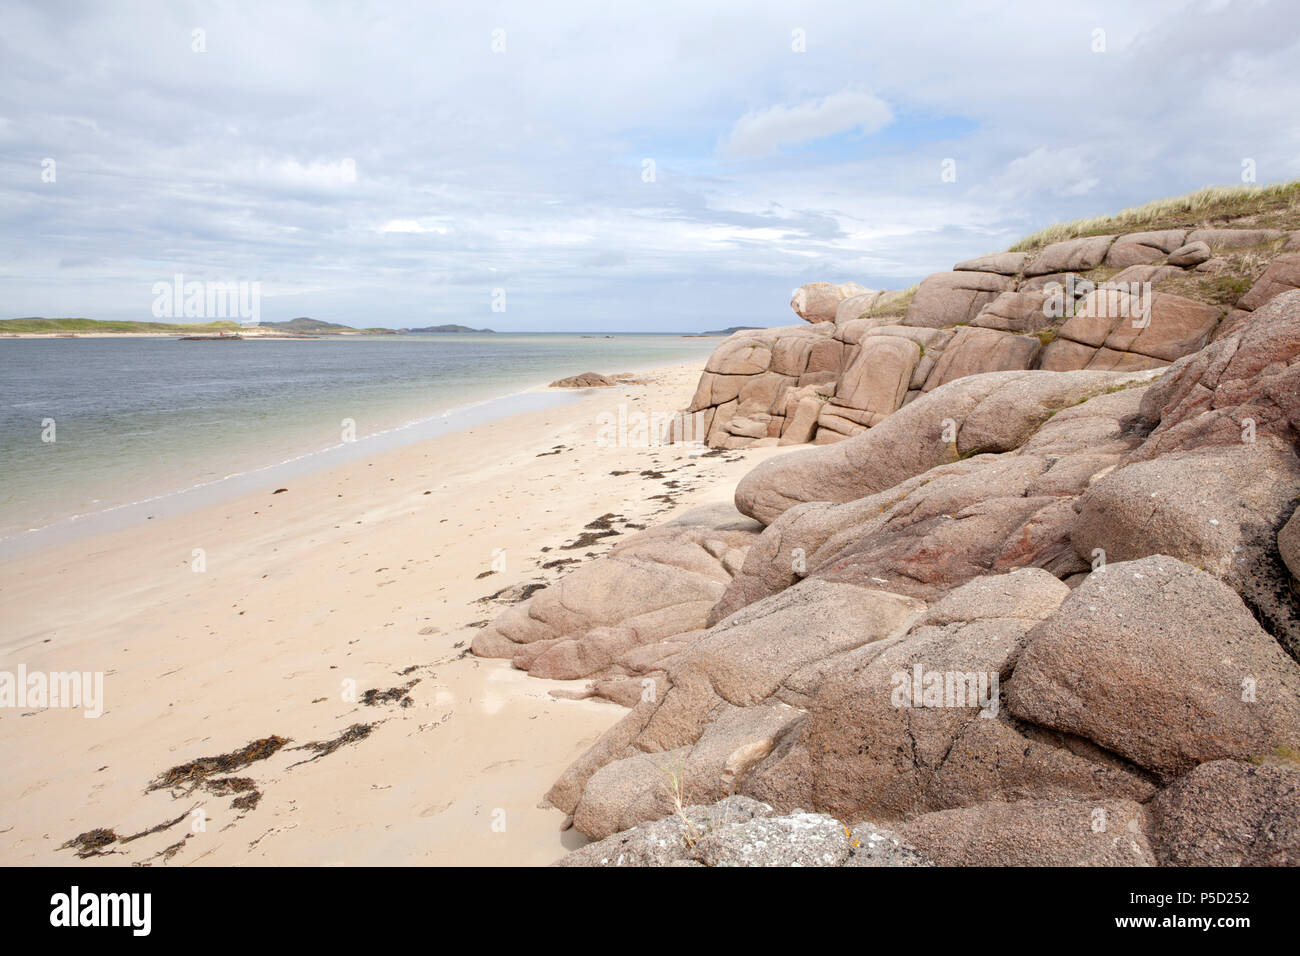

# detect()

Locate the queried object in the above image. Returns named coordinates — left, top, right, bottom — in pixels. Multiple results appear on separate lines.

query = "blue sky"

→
left=2, top=0, right=1298, bottom=331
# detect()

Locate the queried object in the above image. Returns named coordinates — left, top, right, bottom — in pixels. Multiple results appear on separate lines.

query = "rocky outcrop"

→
left=732, top=367, right=1158, bottom=526
left=790, top=282, right=873, bottom=324
left=483, top=212, right=1300, bottom=868
left=1148, top=759, right=1300, bottom=865
left=678, top=227, right=1300, bottom=449
left=899, top=798, right=1155, bottom=866
left=549, top=371, right=616, bottom=388
left=472, top=504, right=760, bottom=682
left=1006, top=556, right=1300, bottom=777
left=554, top=796, right=931, bottom=867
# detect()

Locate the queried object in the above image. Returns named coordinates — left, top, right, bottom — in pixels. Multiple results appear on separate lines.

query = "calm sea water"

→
left=0, top=333, right=719, bottom=547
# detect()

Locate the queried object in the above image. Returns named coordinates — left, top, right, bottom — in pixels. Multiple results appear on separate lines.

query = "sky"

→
left=2, top=0, right=1298, bottom=331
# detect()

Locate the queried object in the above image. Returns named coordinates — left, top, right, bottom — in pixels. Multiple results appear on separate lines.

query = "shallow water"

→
left=0, top=333, right=719, bottom=550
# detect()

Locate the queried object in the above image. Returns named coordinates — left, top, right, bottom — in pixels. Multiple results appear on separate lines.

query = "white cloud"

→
left=996, top=147, right=1100, bottom=199
left=257, top=157, right=357, bottom=188
left=722, top=89, right=893, bottom=158
left=378, top=219, right=449, bottom=234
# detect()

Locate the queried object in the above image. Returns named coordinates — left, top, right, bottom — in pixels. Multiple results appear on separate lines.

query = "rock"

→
left=550, top=371, right=616, bottom=387
left=1105, top=230, right=1188, bottom=268
left=899, top=799, right=1155, bottom=866
left=734, top=367, right=1157, bottom=525
left=822, top=334, right=920, bottom=428
left=902, top=271, right=1014, bottom=328
left=777, top=388, right=825, bottom=445
left=833, top=291, right=884, bottom=324
left=1070, top=442, right=1300, bottom=658
left=971, top=290, right=1054, bottom=333
left=693, top=811, right=851, bottom=866
left=953, top=252, right=1029, bottom=275
left=553, top=795, right=774, bottom=866
left=674, top=579, right=925, bottom=709
left=1279, top=508, right=1300, bottom=581
left=1006, top=556, right=1300, bottom=777
left=920, top=327, right=1041, bottom=392
left=1036, top=336, right=1100, bottom=371
left=844, top=824, right=933, bottom=866
left=777, top=569, right=1158, bottom=820
left=1104, top=263, right=1183, bottom=286
left=1135, top=289, right=1300, bottom=457
left=791, top=282, right=872, bottom=324
left=1167, top=240, right=1212, bottom=267
left=474, top=504, right=761, bottom=677
left=1055, top=289, right=1222, bottom=362
left=1148, top=759, right=1300, bottom=866
left=1186, top=227, right=1286, bottom=249
left=1239, top=253, right=1300, bottom=311
left=1024, top=235, right=1117, bottom=277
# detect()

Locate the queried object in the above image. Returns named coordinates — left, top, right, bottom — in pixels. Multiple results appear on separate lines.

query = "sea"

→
left=0, top=333, right=721, bottom=557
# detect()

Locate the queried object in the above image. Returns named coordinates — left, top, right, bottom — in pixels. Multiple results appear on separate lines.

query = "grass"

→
left=0, top=317, right=243, bottom=334
left=1009, top=180, right=1300, bottom=252
left=1154, top=245, right=1275, bottom=307
left=860, top=283, right=919, bottom=320
left=660, top=763, right=701, bottom=847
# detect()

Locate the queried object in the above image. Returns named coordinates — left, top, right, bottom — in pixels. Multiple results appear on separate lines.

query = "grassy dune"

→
left=1010, top=180, right=1300, bottom=252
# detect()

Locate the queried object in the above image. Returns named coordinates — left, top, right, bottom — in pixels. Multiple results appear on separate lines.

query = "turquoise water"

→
left=0, top=333, right=718, bottom=547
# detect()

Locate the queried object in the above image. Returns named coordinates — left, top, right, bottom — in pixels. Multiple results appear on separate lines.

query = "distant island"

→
left=401, top=324, right=495, bottom=333
left=1, top=317, right=395, bottom=337
left=685, top=326, right=763, bottom=336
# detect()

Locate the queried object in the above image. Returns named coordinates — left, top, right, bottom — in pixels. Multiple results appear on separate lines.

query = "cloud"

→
left=721, top=89, right=894, bottom=159
left=995, top=147, right=1100, bottom=199
left=0, top=1, right=1297, bottom=330
left=378, top=219, right=450, bottom=235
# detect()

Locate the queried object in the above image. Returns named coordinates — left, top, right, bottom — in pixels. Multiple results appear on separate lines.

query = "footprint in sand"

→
left=418, top=799, right=454, bottom=818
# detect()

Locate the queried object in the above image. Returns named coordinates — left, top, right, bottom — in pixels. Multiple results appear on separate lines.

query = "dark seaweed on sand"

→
left=287, top=722, right=373, bottom=768
left=147, top=736, right=289, bottom=794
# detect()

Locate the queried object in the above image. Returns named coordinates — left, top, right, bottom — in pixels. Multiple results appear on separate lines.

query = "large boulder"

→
left=953, top=252, right=1028, bottom=275
left=815, top=333, right=920, bottom=439
left=899, top=798, right=1155, bottom=866
left=1070, top=442, right=1300, bottom=657
left=473, top=504, right=760, bottom=677
left=555, top=578, right=923, bottom=838
left=1024, top=235, right=1117, bottom=277
left=919, top=327, right=1041, bottom=392
left=1104, top=229, right=1188, bottom=268
left=743, top=571, right=1154, bottom=820
left=1054, top=289, right=1223, bottom=362
left=903, top=271, right=1013, bottom=328
left=1186, top=227, right=1285, bottom=249
left=734, top=368, right=1158, bottom=526
left=971, top=289, right=1054, bottom=333
left=791, top=281, right=872, bottom=324
left=1134, top=289, right=1300, bottom=459
left=1007, top=556, right=1300, bottom=777
left=1148, top=759, right=1300, bottom=866
left=1239, top=253, right=1300, bottom=311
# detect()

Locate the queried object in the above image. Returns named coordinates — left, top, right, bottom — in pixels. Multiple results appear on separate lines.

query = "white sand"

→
left=0, top=362, right=787, bottom=866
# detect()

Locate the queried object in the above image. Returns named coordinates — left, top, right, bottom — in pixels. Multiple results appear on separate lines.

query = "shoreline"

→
left=0, top=342, right=724, bottom=558
left=0, top=360, right=788, bottom=866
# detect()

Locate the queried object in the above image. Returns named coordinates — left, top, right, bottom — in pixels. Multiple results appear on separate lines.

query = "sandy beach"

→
left=0, top=361, right=785, bottom=867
